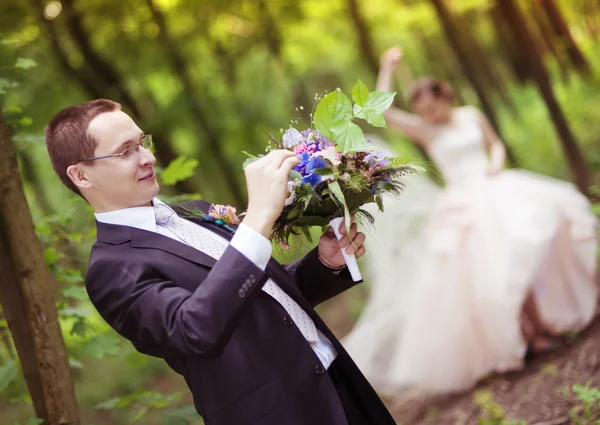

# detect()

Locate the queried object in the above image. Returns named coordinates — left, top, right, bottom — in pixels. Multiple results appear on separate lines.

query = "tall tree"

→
left=146, top=0, right=245, bottom=206
left=0, top=110, right=80, bottom=424
left=347, top=0, right=379, bottom=76
left=429, top=0, right=518, bottom=166
left=536, top=0, right=591, bottom=73
left=497, top=0, right=591, bottom=194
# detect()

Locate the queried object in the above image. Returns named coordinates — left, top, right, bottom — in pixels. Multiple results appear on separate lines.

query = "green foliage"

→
left=96, top=389, right=186, bottom=423
left=474, top=390, right=527, bottom=425
left=568, top=382, right=600, bottom=424
left=313, top=81, right=394, bottom=153
left=0, top=361, right=19, bottom=392
left=159, top=156, right=200, bottom=186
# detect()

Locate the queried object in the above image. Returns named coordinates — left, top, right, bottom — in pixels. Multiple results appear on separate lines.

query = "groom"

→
left=44, top=99, right=395, bottom=425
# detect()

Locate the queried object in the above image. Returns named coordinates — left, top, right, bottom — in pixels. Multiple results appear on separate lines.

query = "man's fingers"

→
left=338, top=223, right=358, bottom=246
left=266, top=150, right=297, bottom=168
left=345, top=232, right=366, bottom=255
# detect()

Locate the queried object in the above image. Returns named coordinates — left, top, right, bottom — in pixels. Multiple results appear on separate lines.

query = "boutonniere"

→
left=172, top=202, right=240, bottom=233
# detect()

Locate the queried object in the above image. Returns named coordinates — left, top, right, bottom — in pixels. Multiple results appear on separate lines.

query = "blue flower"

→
left=302, top=155, right=328, bottom=186
left=293, top=151, right=311, bottom=174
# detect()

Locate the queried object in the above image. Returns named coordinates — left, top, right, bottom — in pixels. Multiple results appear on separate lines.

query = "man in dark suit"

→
left=44, top=99, right=396, bottom=425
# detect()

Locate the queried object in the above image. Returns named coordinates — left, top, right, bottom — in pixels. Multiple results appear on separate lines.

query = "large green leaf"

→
left=352, top=79, right=369, bottom=107
left=83, top=334, right=121, bottom=359
left=332, top=122, right=374, bottom=153
left=314, top=89, right=353, bottom=139
left=364, top=110, right=387, bottom=128
left=364, top=91, right=396, bottom=114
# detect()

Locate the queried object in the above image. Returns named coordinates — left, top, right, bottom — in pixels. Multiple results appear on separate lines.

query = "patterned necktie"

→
left=154, top=204, right=318, bottom=343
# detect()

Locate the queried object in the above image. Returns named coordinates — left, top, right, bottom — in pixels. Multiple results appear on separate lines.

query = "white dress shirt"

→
left=95, top=198, right=337, bottom=368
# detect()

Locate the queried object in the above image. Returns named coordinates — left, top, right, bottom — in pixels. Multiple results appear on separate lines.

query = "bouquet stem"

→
left=329, top=217, right=362, bottom=282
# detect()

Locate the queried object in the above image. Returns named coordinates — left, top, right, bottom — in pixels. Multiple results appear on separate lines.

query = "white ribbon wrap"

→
left=329, top=217, right=362, bottom=282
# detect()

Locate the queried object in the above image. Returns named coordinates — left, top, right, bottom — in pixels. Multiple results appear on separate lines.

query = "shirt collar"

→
left=94, top=198, right=173, bottom=233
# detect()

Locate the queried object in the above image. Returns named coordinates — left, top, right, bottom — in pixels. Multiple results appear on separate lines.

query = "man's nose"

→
left=139, top=146, right=156, bottom=167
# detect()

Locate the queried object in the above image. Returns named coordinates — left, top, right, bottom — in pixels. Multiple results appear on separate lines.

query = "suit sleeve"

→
left=284, top=248, right=360, bottom=307
left=86, top=246, right=270, bottom=358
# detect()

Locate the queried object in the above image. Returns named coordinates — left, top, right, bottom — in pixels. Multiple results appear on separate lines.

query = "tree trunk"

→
left=497, top=0, right=591, bottom=194
left=430, top=0, right=518, bottom=167
left=538, top=0, right=591, bottom=73
left=0, top=110, right=80, bottom=424
left=146, top=0, right=245, bottom=207
left=530, top=0, right=571, bottom=81
left=489, top=4, right=531, bottom=82
left=347, top=0, right=379, bottom=76
left=459, top=12, right=518, bottom=114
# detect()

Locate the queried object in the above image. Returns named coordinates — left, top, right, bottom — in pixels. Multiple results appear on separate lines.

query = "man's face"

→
left=80, top=110, right=159, bottom=212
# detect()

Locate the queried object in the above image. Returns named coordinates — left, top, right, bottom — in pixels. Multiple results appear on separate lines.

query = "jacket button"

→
left=283, top=316, right=293, bottom=327
left=248, top=274, right=256, bottom=284
left=238, top=288, right=246, bottom=298
left=315, top=364, right=326, bottom=375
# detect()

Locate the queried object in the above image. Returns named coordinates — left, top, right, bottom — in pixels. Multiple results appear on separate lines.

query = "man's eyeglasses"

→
left=75, top=134, right=153, bottom=164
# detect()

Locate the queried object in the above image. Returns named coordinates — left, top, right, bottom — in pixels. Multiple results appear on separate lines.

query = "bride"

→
left=343, top=47, right=599, bottom=395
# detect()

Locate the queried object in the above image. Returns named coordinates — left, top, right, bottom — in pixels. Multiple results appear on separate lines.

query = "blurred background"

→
left=1, top=0, right=600, bottom=424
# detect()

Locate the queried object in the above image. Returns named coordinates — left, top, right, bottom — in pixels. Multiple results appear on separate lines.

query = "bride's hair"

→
left=410, top=77, right=454, bottom=105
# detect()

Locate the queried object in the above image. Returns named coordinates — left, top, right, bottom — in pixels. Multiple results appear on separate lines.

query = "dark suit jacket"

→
left=85, top=200, right=394, bottom=425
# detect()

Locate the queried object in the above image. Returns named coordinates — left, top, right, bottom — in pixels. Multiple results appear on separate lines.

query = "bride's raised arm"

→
left=476, top=108, right=506, bottom=175
left=377, top=47, right=426, bottom=146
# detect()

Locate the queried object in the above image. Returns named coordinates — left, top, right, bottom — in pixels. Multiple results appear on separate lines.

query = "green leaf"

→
left=70, top=317, right=89, bottom=337
left=353, top=104, right=364, bottom=119
left=314, top=89, right=353, bottom=139
left=327, top=181, right=351, bottom=236
left=313, top=168, right=334, bottom=176
left=130, top=406, right=149, bottom=423
left=288, top=169, right=303, bottom=181
left=364, top=110, right=386, bottom=128
left=83, top=334, right=121, bottom=359
left=159, top=156, right=199, bottom=186
left=43, top=247, right=63, bottom=265
left=332, top=121, right=374, bottom=154
left=0, top=361, right=18, bottom=392
left=62, top=285, right=88, bottom=300
left=364, top=91, right=396, bottom=114
left=15, top=58, right=37, bottom=69
left=352, top=79, right=369, bottom=107
left=375, top=194, right=384, bottom=212
left=19, top=116, right=33, bottom=127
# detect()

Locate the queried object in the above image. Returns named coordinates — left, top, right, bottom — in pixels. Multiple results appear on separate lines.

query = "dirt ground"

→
left=320, top=290, right=600, bottom=425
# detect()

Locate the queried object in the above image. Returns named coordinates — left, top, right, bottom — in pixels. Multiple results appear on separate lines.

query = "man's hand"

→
left=243, top=150, right=300, bottom=238
left=317, top=220, right=366, bottom=270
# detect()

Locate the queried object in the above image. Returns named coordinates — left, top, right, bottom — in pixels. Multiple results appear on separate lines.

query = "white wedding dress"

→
left=345, top=106, right=598, bottom=394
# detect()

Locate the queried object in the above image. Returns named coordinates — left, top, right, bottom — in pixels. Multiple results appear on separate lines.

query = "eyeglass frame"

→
left=74, top=134, right=153, bottom=164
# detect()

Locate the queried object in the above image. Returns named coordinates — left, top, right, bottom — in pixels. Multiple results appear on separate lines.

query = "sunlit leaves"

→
left=159, top=156, right=199, bottom=186
left=0, top=361, right=19, bottom=392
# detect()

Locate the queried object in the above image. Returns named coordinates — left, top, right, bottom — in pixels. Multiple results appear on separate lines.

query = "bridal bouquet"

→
left=243, top=80, right=414, bottom=281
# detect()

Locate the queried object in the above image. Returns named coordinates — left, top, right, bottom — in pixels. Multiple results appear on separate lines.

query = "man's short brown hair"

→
left=45, top=99, right=121, bottom=195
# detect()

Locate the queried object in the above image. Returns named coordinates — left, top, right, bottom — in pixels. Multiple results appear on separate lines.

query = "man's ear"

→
left=66, top=164, right=93, bottom=190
